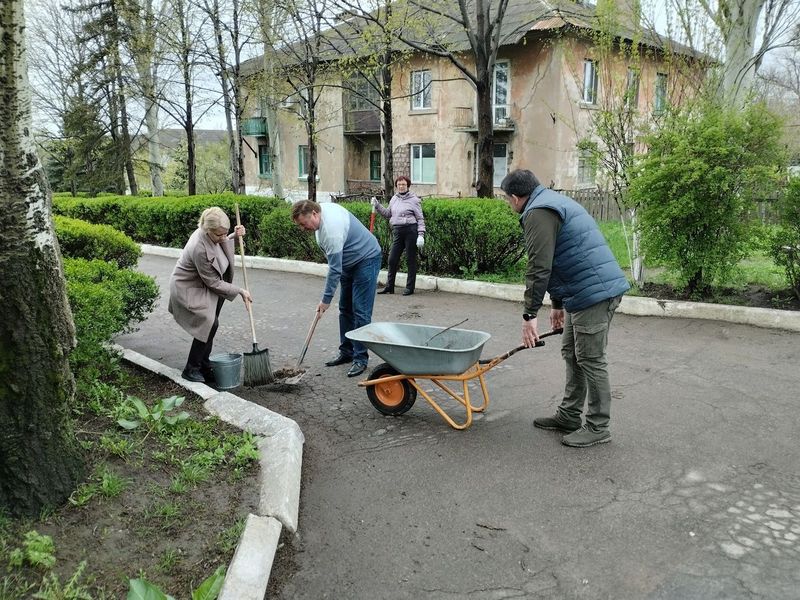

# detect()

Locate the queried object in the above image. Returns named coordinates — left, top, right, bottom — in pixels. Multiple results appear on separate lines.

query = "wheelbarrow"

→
left=345, top=323, right=562, bottom=430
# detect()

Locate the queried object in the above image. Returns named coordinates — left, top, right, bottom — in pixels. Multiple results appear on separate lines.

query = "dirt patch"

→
left=1, top=364, right=260, bottom=598
left=637, top=283, right=800, bottom=312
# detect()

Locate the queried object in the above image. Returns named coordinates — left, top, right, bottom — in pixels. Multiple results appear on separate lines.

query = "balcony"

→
left=344, top=109, right=381, bottom=135
left=242, top=117, right=267, bottom=137
left=451, top=106, right=516, bottom=133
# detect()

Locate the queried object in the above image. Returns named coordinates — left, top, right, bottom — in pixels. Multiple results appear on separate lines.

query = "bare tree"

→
left=120, top=0, right=167, bottom=195
left=396, top=0, right=521, bottom=197
left=1, top=0, right=85, bottom=516
left=670, top=0, right=800, bottom=103
left=269, top=0, right=335, bottom=200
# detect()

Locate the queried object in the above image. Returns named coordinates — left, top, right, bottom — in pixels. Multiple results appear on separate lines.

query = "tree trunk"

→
left=475, top=73, right=494, bottom=198
left=209, top=0, right=239, bottom=194
left=381, top=60, right=394, bottom=199
left=0, top=0, right=84, bottom=517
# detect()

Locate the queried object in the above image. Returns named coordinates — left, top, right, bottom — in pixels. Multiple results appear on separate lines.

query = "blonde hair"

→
left=198, top=207, right=230, bottom=232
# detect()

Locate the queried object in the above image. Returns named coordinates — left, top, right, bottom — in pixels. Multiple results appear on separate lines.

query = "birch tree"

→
left=1, top=0, right=85, bottom=516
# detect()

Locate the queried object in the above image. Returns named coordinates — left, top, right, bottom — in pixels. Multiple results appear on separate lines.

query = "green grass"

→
left=473, top=221, right=788, bottom=294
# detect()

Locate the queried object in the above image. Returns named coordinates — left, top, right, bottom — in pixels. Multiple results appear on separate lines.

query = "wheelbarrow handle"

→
left=478, top=328, right=563, bottom=365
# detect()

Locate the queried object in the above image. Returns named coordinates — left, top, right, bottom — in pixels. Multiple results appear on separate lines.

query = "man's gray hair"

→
left=500, top=169, right=541, bottom=199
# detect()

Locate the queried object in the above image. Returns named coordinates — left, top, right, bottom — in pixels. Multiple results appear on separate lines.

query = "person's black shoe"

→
left=325, top=353, right=352, bottom=367
left=377, top=287, right=394, bottom=294
left=402, top=289, right=414, bottom=296
left=347, top=362, right=367, bottom=377
left=181, top=367, right=206, bottom=383
left=200, top=366, right=216, bottom=384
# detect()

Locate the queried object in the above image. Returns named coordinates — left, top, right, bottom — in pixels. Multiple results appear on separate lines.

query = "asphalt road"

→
left=119, top=254, right=800, bottom=600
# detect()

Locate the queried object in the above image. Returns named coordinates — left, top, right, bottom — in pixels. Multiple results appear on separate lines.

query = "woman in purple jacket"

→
left=372, top=175, right=426, bottom=296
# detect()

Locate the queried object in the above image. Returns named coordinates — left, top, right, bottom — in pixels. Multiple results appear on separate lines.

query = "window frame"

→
left=582, top=59, right=599, bottom=105
left=411, top=70, right=432, bottom=110
left=654, top=72, right=668, bottom=113
left=369, top=150, right=381, bottom=182
left=298, top=145, right=309, bottom=179
left=410, top=143, right=436, bottom=184
left=492, top=60, right=510, bottom=124
left=258, top=143, right=271, bottom=177
left=625, top=67, right=640, bottom=110
left=577, top=146, right=597, bottom=186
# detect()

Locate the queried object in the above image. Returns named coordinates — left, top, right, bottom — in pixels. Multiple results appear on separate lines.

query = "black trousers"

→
left=186, top=296, right=225, bottom=370
left=385, top=224, right=419, bottom=292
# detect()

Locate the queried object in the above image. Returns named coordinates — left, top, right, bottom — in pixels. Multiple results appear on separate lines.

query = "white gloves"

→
left=417, top=235, right=425, bottom=249
left=370, top=196, right=378, bottom=208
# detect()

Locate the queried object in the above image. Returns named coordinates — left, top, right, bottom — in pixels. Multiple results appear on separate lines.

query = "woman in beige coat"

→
left=168, top=207, right=252, bottom=383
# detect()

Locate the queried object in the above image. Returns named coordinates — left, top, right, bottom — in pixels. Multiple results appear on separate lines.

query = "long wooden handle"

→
left=296, top=311, right=321, bottom=369
left=235, top=203, right=258, bottom=345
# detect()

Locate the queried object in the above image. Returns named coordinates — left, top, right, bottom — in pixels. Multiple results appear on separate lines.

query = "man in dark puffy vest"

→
left=501, top=169, right=630, bottom=447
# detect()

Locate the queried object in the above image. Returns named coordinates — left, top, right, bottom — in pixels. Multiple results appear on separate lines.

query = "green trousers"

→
left=557, top=296, right=622, bottom=431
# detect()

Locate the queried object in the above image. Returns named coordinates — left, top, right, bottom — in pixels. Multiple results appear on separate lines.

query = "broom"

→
left=235, top=203, right=274, bottom=385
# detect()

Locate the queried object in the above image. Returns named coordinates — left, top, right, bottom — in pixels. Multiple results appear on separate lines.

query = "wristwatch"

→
left=522, top=313, right=535, bottom=321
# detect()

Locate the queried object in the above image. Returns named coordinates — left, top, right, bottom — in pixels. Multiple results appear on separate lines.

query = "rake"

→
left=235, top=203, right=274, bottom=385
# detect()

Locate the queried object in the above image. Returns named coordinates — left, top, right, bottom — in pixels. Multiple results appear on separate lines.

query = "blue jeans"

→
left=338, top=253, right=382, bottom=364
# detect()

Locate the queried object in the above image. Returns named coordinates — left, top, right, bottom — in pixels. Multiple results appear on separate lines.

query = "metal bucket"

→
left=209, top=352, right=242, bottom=390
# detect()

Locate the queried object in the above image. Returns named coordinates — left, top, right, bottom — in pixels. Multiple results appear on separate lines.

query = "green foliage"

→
left=127, top=565, right=224, bottom=600
left=417, top=199, right=524, bottom=276
left=258, top=199, right=524, bottom=277
left=68, top=465, right=129, bottom=507
left=628, top=100, right=785, bottom=295
left=258, top=204, right=326, bottom=262
left=55, top=215, right=141, bottom=268
left=53, top=193, right=282, bottom=250
left=63, top=258, right=158, bottom=379
left=117, top=396, right=190, bottom=434
left=7, top=531, right=56, bottom=570
left=769, top=178, right=800, bottom=299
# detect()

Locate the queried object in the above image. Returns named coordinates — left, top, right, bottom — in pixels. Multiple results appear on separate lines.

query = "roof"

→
left=240, top=0, right=705, bottom=79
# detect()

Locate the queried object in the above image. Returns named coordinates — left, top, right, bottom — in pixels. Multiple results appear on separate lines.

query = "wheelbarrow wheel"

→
left=366, top=363, right=416, bottom=416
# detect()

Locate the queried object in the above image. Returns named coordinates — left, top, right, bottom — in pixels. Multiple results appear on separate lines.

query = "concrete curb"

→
left=141, top=244, right=800, bottom=332
left=116, top=346, right=303, bottom=600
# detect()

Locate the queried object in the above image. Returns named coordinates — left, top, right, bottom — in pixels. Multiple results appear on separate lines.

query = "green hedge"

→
left=54, top=215, right=141, bottom=268
left=54, top=193, right=525, bottom=277
left=63, top=259, right=159, bottom=378
left=770, top=178, right=800, bottom=299
left=258, top=199, right=523, bottom=277
left=53, top=193, right=283, bottom=250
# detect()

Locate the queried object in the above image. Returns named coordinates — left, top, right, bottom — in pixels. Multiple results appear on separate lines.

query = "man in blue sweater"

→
left=292, top=200, right=382, bottom=377
left=501, top=169, right=630, bottom=447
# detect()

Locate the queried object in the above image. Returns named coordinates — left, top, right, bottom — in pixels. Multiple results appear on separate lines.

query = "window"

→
left=369, top=150, right=381, bottom=181
left=582, top=59, right=598, bottom=104
left=577, top=146, right=597, bottom=185
left=474, top=143, right=509, bottom=187
left=625, top=68, right=640, bottom=110
left=493, top=61, right=510, bottom=124
left=654, top=73, right=668, bottom=113
left=410, top=143, right=436, bottom=183
left=411, top=70, right=432, bottom=110
left=298, top=145, right=309, bottom=178
left=348, top=77, right=379, bottom=111
left=258, top=144, right=271, bottom=177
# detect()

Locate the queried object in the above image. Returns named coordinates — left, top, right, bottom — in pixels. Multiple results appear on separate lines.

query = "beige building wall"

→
left=243, top=33, right=698, bottom=199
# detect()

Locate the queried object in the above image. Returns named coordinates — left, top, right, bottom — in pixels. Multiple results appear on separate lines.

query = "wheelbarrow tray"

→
left=345, top=322, right=491, bottom=376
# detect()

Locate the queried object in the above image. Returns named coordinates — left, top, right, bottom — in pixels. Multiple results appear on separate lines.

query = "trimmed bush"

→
left=53, top=193, right=282, bottom=250
left=257, top=198, right=523, bottom=277
left=54, top=215, right=141, bottom=268
left=63, top=258, right=159, bottom=378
